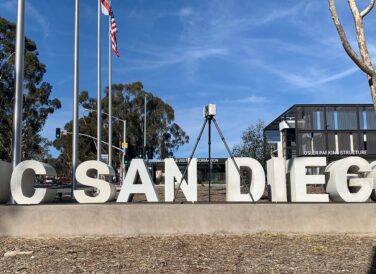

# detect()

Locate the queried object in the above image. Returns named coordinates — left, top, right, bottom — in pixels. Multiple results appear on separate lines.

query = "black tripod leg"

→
left=173, top=119, right=208, bottom=202
left=208, top=118, right=212, bottom=202
left=212, top=118, right=255, bottom=202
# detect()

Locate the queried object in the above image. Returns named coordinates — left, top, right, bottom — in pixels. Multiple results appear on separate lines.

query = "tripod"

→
left=173, top=115, right=255, bottom=202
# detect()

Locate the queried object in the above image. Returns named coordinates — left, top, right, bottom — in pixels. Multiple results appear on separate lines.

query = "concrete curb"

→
left=0, top=203, right=375, bottom=237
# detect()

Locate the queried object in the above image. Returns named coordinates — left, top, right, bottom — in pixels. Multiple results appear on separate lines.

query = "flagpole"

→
left=108, top=14, right=113, bottom=168
left=11, top=0, right=26, bottom=204
left=97, top=0, right=102, bottom=162
left=72, top=0, right=80, bottom=192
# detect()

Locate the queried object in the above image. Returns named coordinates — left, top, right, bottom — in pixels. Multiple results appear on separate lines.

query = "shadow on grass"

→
left=369, top=247, right=376, bottom=274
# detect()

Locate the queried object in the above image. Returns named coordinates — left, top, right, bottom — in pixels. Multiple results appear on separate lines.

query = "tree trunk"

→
left=369, top=76, right=376, bottom=110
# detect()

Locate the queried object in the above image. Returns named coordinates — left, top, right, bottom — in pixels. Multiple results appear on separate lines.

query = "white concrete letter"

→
left=369, top=160, right=376, bottom=201
left=266, top=158, right=287, bottom=202
left=165, top=158, right=197, bottom=202
left=226, top=157, right=265, bottom=202
left=0, top=161, right=12, bottom=203
left=289, top=157, right=329, bottom=202
left=11, top=160, right=57, bottom=205
left=74, top=160, right=116, bottom=203
left=326, top=157, right=373, bottom=202
left=117, top=159, right=159, bottom=202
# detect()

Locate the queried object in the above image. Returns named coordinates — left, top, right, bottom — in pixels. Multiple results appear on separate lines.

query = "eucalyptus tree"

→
left=54, top=81, right=189, bottom=171
left=0, top=17, right=61, bottom=161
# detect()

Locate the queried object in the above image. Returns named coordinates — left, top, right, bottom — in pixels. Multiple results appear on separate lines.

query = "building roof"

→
left=264, top=104, right=374, bottom=131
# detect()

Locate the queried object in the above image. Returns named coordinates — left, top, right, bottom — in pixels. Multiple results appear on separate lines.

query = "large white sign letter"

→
left=266, top=157, right=287, bottom=202
left=117, top=159, right=159, bottom=202
left=326, top=157, right=373, bottom=202
left=11, top=160, right=57, bottom=205
left=165, top=158, right=197, bottom=202
left=289, top=157, right=329, bottom=202
left=226, top=157, right=265, bottom=202
left=74, top=160, right=116, bottom=203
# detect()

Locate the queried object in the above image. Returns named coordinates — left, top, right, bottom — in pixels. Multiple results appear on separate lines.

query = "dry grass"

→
left=0, top=233, right=375, bottom=273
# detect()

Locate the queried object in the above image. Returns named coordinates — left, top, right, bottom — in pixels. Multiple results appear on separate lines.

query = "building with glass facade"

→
left=264, top=104, right=376, bottom=161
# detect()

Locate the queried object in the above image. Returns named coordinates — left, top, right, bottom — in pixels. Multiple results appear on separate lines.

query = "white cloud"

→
left=222, top=95, right=268, bottom=104
left=258, top=2, right=305, bottom=24
left=179, top=7, right=193, bottom=18
left=26, top=1, right=50, bottom=38
left=0, top=0, right=50, bottom=37
left=263, top=66, right=359, bottom=88
left=119, top=46, right=228, bottom=71
left=0, top=0, right=16, bottom=13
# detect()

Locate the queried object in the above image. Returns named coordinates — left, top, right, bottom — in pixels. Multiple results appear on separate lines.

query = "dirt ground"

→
left=0, top=233, right=375, bottom=273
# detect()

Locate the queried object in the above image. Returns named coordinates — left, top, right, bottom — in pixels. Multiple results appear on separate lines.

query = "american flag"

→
left=101, top=0, right=120, bottom=57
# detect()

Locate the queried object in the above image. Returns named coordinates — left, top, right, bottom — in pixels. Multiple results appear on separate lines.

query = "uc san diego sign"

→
left=1, top=156, right=376, bottom=204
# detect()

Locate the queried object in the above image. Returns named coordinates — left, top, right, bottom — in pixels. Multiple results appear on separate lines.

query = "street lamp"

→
left=144, top=93, right=147, bottom=159
left=83, top=108, right=127, bottom=179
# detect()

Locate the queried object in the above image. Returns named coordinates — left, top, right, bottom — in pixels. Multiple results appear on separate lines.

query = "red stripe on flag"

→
left=101, top=0, right=111, bottom=15
left=110, top=11, right=120, bottom=57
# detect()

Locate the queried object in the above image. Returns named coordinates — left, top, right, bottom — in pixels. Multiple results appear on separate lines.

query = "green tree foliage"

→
left=232, top=120, right=272, bottom=171
left=0, top=17, right=61, bottom=161
left=53, top=82, right=189, bottom=173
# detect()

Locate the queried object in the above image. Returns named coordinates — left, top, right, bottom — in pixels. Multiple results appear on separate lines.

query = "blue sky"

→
left=1, top=0, right=376, bottom=158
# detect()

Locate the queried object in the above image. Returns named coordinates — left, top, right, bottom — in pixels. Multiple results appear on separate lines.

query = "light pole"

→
left=66, top=131, right=123, bottom=153
left=11, top=0, right=25, bottom=204
left=83, top=108, right=127, bottom=178
left=144, top=93, right=147, bottom=159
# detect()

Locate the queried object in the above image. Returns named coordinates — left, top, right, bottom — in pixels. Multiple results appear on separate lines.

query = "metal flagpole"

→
left=108, top=14, right=113, bottom=167
left=11, top=0, right=26, bottom=204
left=72, top=0, right=80, bottom=192
left=97, top=0, right=102, bottom=162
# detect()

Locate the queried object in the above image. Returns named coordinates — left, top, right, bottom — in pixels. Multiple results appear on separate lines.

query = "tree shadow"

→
left=369, top=247, right=376, bottom=274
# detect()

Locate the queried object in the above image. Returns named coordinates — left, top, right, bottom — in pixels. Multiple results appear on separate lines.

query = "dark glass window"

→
left=337, top=133, right=351, bottom=151
left=297, top=107, right=325, bottom=130
left=298, top=132, right=326, bottom=155
left=326, top=107, right=357, bottom=130
left=360, top=107, right=376, bottom=129
left=327, top=133, right=336, bottom=153
left=366, top=133, right=376, bottom=154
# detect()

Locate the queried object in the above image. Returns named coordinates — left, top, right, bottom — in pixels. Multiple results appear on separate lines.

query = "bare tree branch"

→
left=328, top=0, right=376, bottom=77
left=348, top=0, right=376, bottom=109
left=348, top=0, right=374, bottom=68
left=360, top=0, right=375, bottom=17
